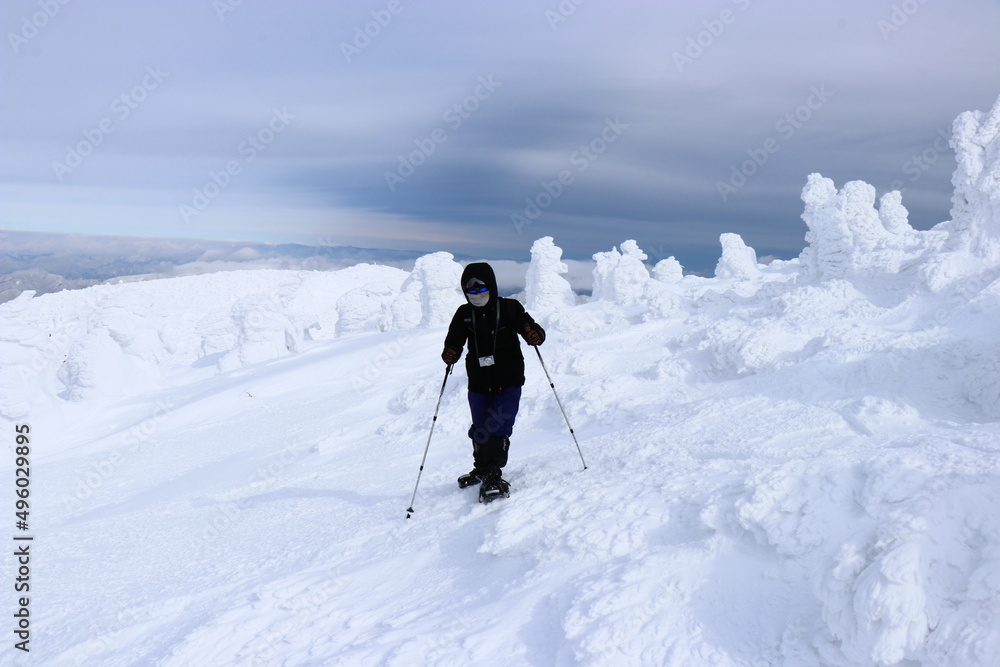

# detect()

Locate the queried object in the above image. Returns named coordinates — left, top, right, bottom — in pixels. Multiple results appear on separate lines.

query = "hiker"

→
left=441, top=262, right=545, bottom=502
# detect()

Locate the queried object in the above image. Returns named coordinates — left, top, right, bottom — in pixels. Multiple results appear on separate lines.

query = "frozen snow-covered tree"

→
left=947, top=93, right=1000, bottom=256
left=878, top=190, right=912, bottom=235
left=57, top=327, right=144, bottom=401
left=652, top=256, right=684, bottom=284
left=798, top=174, right=924, bottom=282
left=525, top=236, right=576, bottom=314
left=335, top=282, right=396, bottom=336
left=800, top=175, right=888, bottom=280
left=390, top=252, right=464, bottom=329
left=219, top=294, right=299, bottom=371
left=714, top=233, right=760, bottom=281
left=799, top=173, right=848, bottom=280
left=592, top=240, right=650, bottom=304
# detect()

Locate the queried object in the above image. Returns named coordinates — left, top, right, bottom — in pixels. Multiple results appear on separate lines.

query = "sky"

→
left=2, top=0, right=1000, bottom=273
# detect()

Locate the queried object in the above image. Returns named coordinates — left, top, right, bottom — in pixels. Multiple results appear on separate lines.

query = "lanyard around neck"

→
left=471, top=298, right=500, bottom=358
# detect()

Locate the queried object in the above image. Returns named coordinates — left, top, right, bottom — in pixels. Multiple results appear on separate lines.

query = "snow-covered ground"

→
left=3, top=97, right=1000, bottom=666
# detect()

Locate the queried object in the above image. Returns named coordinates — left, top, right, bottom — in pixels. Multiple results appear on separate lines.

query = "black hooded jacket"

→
left=444, top=262, right=544, bottom=394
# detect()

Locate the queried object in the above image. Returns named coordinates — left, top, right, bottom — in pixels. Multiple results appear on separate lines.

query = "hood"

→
left=461, top=262, right=498, bottom=308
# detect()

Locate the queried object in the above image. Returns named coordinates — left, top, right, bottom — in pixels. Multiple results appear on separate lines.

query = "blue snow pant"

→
left=467, top=386, right=521, bottom=471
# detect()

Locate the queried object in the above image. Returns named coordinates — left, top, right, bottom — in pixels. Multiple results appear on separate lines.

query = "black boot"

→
left=477, top=436, right=510, bottom=501
left=457, top=469, right=483, bottom=488
left=485, top=435, right=509, bottom=469
left=478, top=467, right=510, bottom=503
left=458, top=439, right=488, bottom=488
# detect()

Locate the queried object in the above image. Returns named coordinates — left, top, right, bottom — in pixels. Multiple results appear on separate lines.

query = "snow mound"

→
left=219, top=294, right=300, bottom=372
left=57, top=325, right=157, bottom=401
left=335, top=279, right=397, bottom=336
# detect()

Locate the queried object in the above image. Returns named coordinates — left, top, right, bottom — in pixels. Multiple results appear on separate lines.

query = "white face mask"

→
left=468, top=290, right=489, bottom=307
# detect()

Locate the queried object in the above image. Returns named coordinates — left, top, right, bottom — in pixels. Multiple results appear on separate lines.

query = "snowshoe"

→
left=457, top=469, right=483, bottom=489
left=478, top=470, right=510, bottom=503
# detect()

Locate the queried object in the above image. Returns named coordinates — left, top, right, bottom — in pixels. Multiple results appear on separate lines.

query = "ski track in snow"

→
left=4, top=96, right=1000, bottom=665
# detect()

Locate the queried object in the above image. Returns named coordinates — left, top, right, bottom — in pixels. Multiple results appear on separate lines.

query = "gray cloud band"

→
left=50, top=66, right=170, bottom=182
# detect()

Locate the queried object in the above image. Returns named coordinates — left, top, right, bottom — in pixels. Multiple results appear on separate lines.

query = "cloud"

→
left=1, top=0, right=999, bottom=273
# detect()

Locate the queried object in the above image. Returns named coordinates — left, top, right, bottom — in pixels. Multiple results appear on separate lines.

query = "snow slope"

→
left=3, top=96, right=1000, bottom=666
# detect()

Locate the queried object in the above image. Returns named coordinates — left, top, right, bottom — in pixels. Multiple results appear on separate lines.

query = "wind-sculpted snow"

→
left=5, top=96, right=1000, bottom=665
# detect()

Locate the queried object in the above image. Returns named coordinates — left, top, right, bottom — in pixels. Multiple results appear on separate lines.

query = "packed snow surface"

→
left=3, top=97, right=1000, bottom=666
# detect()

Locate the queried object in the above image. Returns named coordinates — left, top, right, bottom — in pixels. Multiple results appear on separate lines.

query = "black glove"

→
left=442, top=346, right=461, bottom=365
left=522, top=324, right=544, bottom=346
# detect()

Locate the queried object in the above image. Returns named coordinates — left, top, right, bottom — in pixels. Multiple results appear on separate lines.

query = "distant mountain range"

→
left=0, top=229, right=463, bottom=303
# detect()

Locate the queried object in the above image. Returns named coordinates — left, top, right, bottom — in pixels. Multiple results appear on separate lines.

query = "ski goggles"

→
left=466, top=286, right=489, bottom=295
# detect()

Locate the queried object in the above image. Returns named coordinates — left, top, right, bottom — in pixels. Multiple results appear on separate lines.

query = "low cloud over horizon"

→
left=3, top=0, right=1000, bottom=271
left=0, top=229, right=601, bottom=304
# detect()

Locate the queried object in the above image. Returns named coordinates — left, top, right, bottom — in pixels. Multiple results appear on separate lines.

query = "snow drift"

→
left=3, top=96, right=1000, bottom=666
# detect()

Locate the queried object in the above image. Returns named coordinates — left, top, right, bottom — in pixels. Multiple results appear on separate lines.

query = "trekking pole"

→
left=406, top=364, right=453, bottom=519
left=534, top=347, right=587, bottom=470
